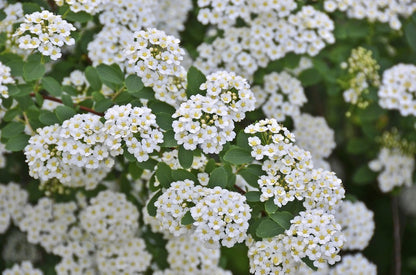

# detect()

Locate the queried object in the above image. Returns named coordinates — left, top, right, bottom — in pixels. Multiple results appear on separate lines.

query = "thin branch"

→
left=392, top=195, right=401, bottom=275
left=30, top=93, right=104, bottom=116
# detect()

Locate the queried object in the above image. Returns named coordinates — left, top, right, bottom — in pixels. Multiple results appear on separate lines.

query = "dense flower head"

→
left=80, top=190, right=139, bottom=243
left=378, top=64, right=416, bottom=116
left=247, top=234, right=302, bottom=274
left=191, top=187, right=251, bottom=248
left=335, top=200, right=375, bottom=251
left=96, top=238, right=152, bottom=274
left=259, top=72, right=307, bottom=122
left=0, top=62, right=14, bottom=105
left=24, top=115, right=116, bottom=190
left=104, top=104, right=164, bottom=162
left=55, top=0, right=106, bottom=15
left=286, top=209, right=345, bottom=268
left=3, top=261, right=43, bottom=275
left=324, top=0, right=416, bottom=30
left=172, top=94, right=236, bottom=154
left=294, top=114, right=336, bottom=170
left=369, top=147, right=414, bottom=192
left=200, top=71, right=256, bottom=122
left=0, top=2, right=24, bottom=34
left=14, top=10, right=76, bottom=60
left=158, top=234, right=231, bottom=275
left=197, top=0, right=251, bottom=28
left=18, top=198, right=77, bottom=252
left=329, top=253, right=377, bottom=275
left=0, top=183, right=28, bottom=233
left=155, top=0, right=193, bottom=36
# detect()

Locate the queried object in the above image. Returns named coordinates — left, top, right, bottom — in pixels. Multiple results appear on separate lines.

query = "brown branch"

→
left=30, top=93, right=104, bottom=116
left=234, top=184, right=246, bottom=195
left=392, top=195, right=401, bottom=275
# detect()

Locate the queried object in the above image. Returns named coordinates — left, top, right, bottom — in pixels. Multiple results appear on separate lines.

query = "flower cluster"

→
left=304, top=169, right=345, bottom=213
left=335, top=200, right=375, bottom=250
left=256, top=71, right=307, bottom=122
left=329, top=253, right=377, bottom=275
left=155, top=0, right=193, bottom=36
left=294, top=114, right=336, bottom=170
left=196, top=0, right=252, bottom=28
left=155, top=234, right=231, bottom=275
left=0, top=183, right=28, bottom=233
left=3, top=261, right=43, bottom=275
left=24, top=114, right=116, bottom=190
left=286, top=209, right=345, bottom=268
left=0, top=2, right=24, bottom=34
left=0, top=62, right=14, bottom=105
left=18, top=198, right=77, bottom=252
left=79, top=190, right=139, bottom=243
left=154, top=180, right=251, bottom=247
left=378, top=64, right=416, bottom=116
left=55, top=0, right=106, bottom=15
left=96, top=238, right=152, bottom=274
left=14, top=11, right=76, bottom=60
left=161, top=149, right=208, bottom=170
left=324, top=0, right=416, bottom=30
left=124, top=28, right=187, bottom=106
left=369, top=147, right=414, bottom=192
left=103, top=104, right=164, bottom=162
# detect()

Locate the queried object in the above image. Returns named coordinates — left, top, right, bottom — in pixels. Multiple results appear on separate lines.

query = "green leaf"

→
left=39, top=110, right=60, bottom=125
left=65, top=11, right=92, bottom=23
left=346, top=138, right=371, bottom=154
left=265, top=199, right=278, bottom=214
left=205, top=158, right=217, bottom=173
left=94, top=99, right=113, bottom=113
left=223, top=146, right=253, bottom=165
left=256, top=218, right=285, bottom=238
left=269, top=211, right=293, bottom=230
left=238, top=164, right=264, bottom=188
left=171, top=169, right=198, bottom=182
left=186, top=66, right=206, bottom=97
left=41, top=77, right=61, bottom=96
left=125, top=74, right=144, bottom=94
left=181, top=211, right=195, bottom=225
left=353, top=165, right=377, bottom=185
left=23, top=61, right=45, bottom=82
left=114, top=91, right=132, bottom=105
left=135, top=87, right=155, bottom=100
left=156, top=162, right=173, bottom=188
left=96, top=64, right=124, bottom=85
left=136, top=158, right=158, bottom=170
left=55, top=106, right=76, bottom=122
left=156, top=112, right=173, bottom=131
left=208, top=166, right=227, bottom=188
left=61, top=94, right=74, bottom=107
left=1, top=122, right=25, bottom=138
left=5, top=134, right=30, bottom=151
left=405, top=22, right=416, bottom=51
left=148, top=101, right=176, bottom=115
left=0, top=10, right=6, bottom=21
left=298, top=68, right=322, bottom=86
left=128, top=162, right=143, bottom=180
left=85, top=66, right=102, bottom=91
left=147, top=190, right=163, bottom=217
left=236, top=131, right=251, bottom=151
left=178, top=145, right=193, bottom=169
left=22, top=2, right=42, bottom=14
left=245, top=191, right=261, bottom=202
left=301, top=257, right=318, bottom=271
left=3, top=108, right=21, bottom=122
left=160, top=130, right=178, bottom=147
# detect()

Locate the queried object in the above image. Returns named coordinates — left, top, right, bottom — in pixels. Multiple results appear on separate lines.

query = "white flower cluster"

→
left=24, top=114, right=116, bottom=190
left=294, top=114, right=336, bottom=170
left=154, top=180, right=251, bottom=247
left=329, top=253, right=377, bottom=275
left=304, top=169, right=345, bottom=213
left=18, top=198, right=77, bottom=252
left=324, top=0, right=416, bottom=30
left=161, top=149, right=208, bottom=170
left=104, top=104, right=164, bottom=162
left=0, top=2, right=24, bottom=34
left=197, top=0, right=251, bottom=28
left=0, top=61, right=14, bottom=105
left=173, top=71, right=255, bottom=154
left=0, top=183, right=28, bottom=233
left=287, top=57, right=314, bottom=77
left=286, top=209, right=345, bottom=268
left=335, top=200, right=375, bottom=251
left=155, top=0, right=193, bottom=37
left=369, top=147, right=414, bottom=192
left=154, top=234, right=231, bottom=275
left=378, top=64, right=416, bottom=116
left=80, top=190, right=139, bottom=243
left=96, top=238, right=152, bottom=274
left=247, top=234, right=301, bottom=274
left=257, top=72, right=307, bottom=122
left=195, top=5, right=334, bottom=80
left=3, top=261, right=43, bottom=275
left=124, top=28, right=187, bottom=106
left=14, top=11, right=76, bottom=60
left=55, top=0, right=106, bottom=15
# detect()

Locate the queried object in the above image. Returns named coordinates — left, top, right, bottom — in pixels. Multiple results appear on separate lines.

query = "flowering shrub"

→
left=0, top=0, right=416, bottom=274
